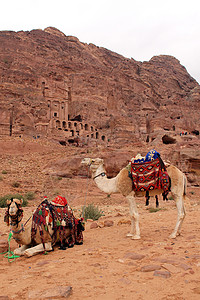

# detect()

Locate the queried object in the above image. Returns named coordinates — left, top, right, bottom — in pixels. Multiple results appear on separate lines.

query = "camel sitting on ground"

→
left=4, top=198, right=84, bottom=257
left=81, top=157, right=187, bottom=239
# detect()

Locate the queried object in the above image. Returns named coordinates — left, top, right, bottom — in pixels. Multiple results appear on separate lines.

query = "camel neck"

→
left=93, top=164, right=107, bottom=179
left=93, top=165, right=119, bottom=194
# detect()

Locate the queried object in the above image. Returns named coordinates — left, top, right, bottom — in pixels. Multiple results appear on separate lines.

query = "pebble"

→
left=117, top=219, right=131, bottom=225
left=164, top=246, right=173, bottom=250
left=118, top=278, right=131, bottom=285
left=103, top=220, right=114, bottom=227
left=162, top=263, right=180, bottom=274
left=28, top=286, right=72, bottom=299
left=90, top=222, right=98, bottom=229
left=140, top=265, right=161, bottom=272
left=36, top=260, right=50, bottom=267
left=153, top=270, right=171, bottom=278
left=118, top=259, right=125, bottom=264
left=115, top=212, right=124, bottom=217
left=179, top=263, right=192, bottom=271
left=124, top=252, right=145, bottom=261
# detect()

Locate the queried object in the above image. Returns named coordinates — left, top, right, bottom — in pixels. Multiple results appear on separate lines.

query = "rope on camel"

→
left=0, top=232, right=20, bottom=263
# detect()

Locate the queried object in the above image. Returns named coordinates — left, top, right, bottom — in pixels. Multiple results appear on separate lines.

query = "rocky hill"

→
left=0, top=27, right=199, bottom=186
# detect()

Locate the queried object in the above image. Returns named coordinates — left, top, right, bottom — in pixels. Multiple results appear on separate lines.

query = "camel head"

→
left=81, top=158, right=104, bottom=174
left=4, top=198, right=23, bottom=226
left=7, top=198, right=23, bottom=216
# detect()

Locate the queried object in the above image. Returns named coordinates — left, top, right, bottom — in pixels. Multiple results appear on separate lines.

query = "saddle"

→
left=31, top=196, right=84, bottom=248
left=130, top=150, right=170, bottom=193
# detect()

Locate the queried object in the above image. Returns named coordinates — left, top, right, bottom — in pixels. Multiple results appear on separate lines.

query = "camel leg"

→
left=155, top=195, right=159, bottom=207
left=14, top=245, right=29, bottom=256
left=169, top=195, right=186, bottom=239
left=126, top=193, right=140, bottom=240
left=24, top=242, right=53, bottom=257
left=176, top=198, right=186, bottom=236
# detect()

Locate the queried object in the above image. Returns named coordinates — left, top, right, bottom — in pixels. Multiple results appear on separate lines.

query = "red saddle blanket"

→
left=31, top=199, right=84, bottom=247
left=130, top=158, right=170, bottom=192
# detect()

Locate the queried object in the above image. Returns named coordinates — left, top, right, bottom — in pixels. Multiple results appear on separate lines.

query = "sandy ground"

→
left=0, top=137, right=199, bottom=299
left=0, top=179, right=200, bottom=300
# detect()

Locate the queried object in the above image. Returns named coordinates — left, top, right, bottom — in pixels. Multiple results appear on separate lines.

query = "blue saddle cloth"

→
left=133, top=150, right=160, bottom=164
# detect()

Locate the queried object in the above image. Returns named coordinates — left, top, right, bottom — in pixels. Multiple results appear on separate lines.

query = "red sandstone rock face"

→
left=0, top=27, right=199, bottom=180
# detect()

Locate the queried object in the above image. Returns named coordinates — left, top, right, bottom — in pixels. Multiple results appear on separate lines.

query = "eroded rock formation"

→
left=0, top=27, right=199, bottom=181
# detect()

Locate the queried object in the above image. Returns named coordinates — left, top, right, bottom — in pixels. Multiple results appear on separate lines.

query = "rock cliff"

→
left=0, top=27, right=199, bottom=181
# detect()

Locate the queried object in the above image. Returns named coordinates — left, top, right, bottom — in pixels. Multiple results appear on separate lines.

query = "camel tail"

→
left=183, top=174, right=187, bottom=196
left=183, top=174, right=190, bottom=209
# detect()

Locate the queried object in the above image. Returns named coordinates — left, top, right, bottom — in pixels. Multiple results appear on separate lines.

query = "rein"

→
left=11, top=215, right=32, bottom=234
left=11, top=224, right=25, bottom=234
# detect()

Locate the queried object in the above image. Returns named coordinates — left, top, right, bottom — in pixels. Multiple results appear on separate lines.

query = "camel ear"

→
left=7, top=199, right=11, bottom=205
left=14, top=198, right=23, bottom=205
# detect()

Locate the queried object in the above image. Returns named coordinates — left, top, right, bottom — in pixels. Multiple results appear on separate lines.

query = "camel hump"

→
left=167, top=164, right=187, bottom=195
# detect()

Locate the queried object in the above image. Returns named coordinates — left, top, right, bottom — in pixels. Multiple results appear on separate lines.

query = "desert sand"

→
left=0, top=138, right=200, bottom=299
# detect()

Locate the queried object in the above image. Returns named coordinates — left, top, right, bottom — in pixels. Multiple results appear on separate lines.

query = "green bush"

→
left=81, top=203, right=104, bottom=221
left=0, top=194, right=28, bottom=208
left=24, top=191, right=35, bottom=200
left=147, top=207, right=162, bottom=213
left=2, top=170, right=7, bottom=174
left=147, top=207, right=167, bottom=213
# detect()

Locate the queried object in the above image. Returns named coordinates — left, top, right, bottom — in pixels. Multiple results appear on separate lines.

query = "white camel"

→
left=81, top=157, right=187, bottom=239
left=4, top=198, right=83, bottom=257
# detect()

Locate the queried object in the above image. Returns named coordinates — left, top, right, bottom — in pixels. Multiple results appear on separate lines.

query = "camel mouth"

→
left=81, top=158, right=92, bottom=166
left=9, top=206, right=18, bottom=216
left=9, top=211, right=17, bottom=216
left=8, top=211, right=18, bottom=218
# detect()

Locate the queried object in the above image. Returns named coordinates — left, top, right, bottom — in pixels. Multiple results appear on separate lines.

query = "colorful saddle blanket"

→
left=130, top=157, right=170, bottom=193
left=51, top=195, right=68, bottom=206
left=31, top=198, right=84, bottom=247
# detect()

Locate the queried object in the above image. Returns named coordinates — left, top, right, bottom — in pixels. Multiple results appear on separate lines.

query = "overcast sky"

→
left=1, top=0, right=200, bottom=83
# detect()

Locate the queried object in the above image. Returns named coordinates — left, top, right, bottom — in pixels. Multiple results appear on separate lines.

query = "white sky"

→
left=1, top=0, right=200, bottom=83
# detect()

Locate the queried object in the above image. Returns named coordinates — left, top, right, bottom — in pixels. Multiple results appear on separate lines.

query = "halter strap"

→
left=93, top=172, right=106, bottom=180
left=11, top=223, right=25, bottom=234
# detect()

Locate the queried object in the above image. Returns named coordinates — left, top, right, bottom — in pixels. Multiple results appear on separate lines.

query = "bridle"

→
left=4, top=199, right=31, bottom=235
left=5, top=199, right=23, bottom=226
left=93, top=172, right=106, bottom=180
left=88, top=159, right=107, bottom=180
